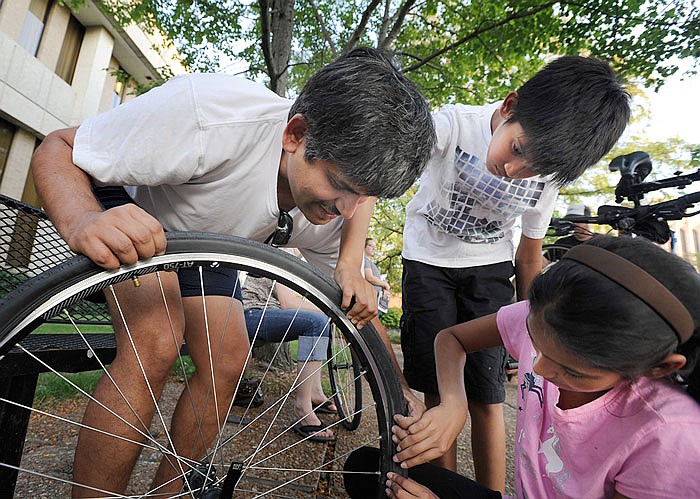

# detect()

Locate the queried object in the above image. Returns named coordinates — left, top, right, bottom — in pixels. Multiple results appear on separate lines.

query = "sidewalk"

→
left=392, top=344, right=518, bottom=496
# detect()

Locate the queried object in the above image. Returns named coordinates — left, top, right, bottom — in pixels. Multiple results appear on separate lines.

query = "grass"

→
left=35, top=370, right=102, bottom=405
left=33, top=323, right=114, bottom=334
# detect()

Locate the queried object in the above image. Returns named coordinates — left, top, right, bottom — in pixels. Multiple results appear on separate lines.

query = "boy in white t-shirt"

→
left=30, top=48, right=435, bottom=496
left=400, top=56, right=630, bottom=490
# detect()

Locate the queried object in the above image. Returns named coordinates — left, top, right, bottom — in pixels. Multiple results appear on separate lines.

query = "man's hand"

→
left=392, top=403, right=467, bottom=468
left=385, top=472, right=438, bottom=499
left=334, top=264, right=377, bottom=328
left=65, top=204, right=166, bottom=269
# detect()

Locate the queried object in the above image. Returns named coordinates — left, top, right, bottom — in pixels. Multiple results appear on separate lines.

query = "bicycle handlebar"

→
left=549, top=190, right=700, bottom=243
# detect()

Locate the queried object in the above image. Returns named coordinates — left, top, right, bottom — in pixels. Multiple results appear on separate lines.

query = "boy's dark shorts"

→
left=400, top=258, right=514, bottom=404
left=93, top=185, right=242, bottom=301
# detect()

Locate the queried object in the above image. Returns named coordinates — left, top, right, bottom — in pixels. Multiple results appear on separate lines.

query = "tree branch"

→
left=257, top=0, right=275, bottom=79
left=346, top=0, right=383, bottom=51
left=402, top=1, right=559, bottom=73
left=308, top=0, right=338, bottom=57
left=381, top=0, right=418, bottom=50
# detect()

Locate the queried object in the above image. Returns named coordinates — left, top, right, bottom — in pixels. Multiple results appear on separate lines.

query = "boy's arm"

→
left=31, top=128, right=165, bottom=269
left=393, top=314, right=503, bottom=467
left=334, top=198, right=378, bottom=328
left=514, top=234, right=544, bottom=301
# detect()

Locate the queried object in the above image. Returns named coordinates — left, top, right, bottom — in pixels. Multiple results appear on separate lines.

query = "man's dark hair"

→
left=289, top=47, right=436, bottom=198
left=510, top=56, right=630, bottom=185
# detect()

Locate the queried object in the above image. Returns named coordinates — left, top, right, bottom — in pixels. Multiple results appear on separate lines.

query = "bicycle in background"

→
left=544, top=151, right=700, bottom=263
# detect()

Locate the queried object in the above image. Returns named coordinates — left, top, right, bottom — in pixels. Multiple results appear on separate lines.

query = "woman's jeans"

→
left=244, top=308, right=330, bottom=361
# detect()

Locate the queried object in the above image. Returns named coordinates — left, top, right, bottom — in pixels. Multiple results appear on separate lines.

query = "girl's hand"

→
left=391, top=404, right=467, bottom=468
left=385, top=472, right=438, bottom=499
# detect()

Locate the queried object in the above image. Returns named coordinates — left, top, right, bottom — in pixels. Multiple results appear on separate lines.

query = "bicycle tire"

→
left=0, top=232, right=405, bottom=498
left=327, top=326, right=363, bottom=431
left=541, top=243, right=573, bottom=265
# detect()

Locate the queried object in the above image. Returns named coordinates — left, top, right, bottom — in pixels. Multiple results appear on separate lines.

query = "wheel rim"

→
left=0, top=234, right=404, bottom=498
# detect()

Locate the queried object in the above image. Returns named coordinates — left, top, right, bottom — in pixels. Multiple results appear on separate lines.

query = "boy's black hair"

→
left=510, top=56, right=630, bottom=186
left=529, top=235, right=700, bottom=404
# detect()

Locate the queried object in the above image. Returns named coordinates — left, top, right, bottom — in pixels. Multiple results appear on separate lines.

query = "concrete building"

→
left=0, top=0, right=186, bottom=206
left=668, top=217, right=700, bottom=270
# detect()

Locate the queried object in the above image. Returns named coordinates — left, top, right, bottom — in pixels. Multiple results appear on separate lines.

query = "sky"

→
left=629, top=62, right=699, bottom=145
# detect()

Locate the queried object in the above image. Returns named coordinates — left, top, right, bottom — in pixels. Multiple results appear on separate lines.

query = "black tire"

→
left=0, top=232, right=406, bottom=498
left=327, top=326, right=363, bottom=431
left=541, top=243, right=572, bottom=265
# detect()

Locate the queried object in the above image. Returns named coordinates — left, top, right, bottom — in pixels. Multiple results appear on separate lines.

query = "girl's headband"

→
left=562, top=244, right=694, bottom=345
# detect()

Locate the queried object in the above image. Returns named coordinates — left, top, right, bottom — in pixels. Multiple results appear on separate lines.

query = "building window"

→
left=55, top=14, right=84, bottom=84
left=18, top=0, right=51, bottom=56
left=693, top=229, right=700, bottom=255
left=111, top=74, right=128, bottom=108
left=679, top=228, right=688, bottom=256
left=0, top=117, right=16, bottom=185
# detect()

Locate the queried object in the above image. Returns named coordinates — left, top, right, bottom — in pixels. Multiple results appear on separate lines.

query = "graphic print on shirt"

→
left=521, top=370, right=544, bottom=408
left=539, top=426, right=564, bottom=474
left=424, top=147, right=545, bottom=243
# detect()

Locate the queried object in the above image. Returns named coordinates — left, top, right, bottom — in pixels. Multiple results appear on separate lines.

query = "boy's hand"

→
left=385, top=472, right=438, bottom=499
left=333, top=265, right=377, bottom=328
left=391, top=404, right=467, bottom=468
left=65, top=204, right=166, bottom=269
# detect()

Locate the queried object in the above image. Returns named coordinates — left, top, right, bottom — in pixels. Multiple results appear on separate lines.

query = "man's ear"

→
left=646, top=353, right=687, bottom=379
left=282, top=114, right=307, bottom=153
left=500, top=91, right=518, bottom=119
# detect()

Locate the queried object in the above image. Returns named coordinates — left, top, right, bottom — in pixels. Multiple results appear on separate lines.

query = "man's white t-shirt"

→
left=73, top=73, right=343, bottom=275
left=403, top=102, right=559, bottom=268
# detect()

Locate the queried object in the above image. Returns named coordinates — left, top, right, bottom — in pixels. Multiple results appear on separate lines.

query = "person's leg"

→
left=456, top=261, right=514, bottom=493
left=246, top=307, right=334, bottom=439
left=469, top=401, right=506, bottom=491
left=344, top=447, right=501, bottom=499
left=292, top=312, right=333, bottom=439
left=150, top=294, right=249, bottom=492
left=400, top=259, right=459, bottom=468
left=73, top=272, right=186, bottom=497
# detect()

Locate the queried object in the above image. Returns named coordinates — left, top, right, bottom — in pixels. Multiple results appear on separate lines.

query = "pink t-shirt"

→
left=497, top=300, right=700, bottom=498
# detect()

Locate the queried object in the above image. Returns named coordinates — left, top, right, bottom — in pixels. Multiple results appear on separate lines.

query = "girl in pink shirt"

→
left=344, top=235, right=700, bottom=498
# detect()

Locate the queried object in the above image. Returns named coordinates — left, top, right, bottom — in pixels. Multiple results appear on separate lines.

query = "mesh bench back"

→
left=0, top=194, right=111, bottom=325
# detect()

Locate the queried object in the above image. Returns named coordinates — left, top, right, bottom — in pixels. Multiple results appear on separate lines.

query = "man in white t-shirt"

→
left=400, top=56, right=630, bottom=491
left=31, top=47, right=435, bottom=496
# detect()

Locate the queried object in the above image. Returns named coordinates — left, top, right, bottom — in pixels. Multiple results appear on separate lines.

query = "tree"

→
left=97, top=0, right=699, bottom=103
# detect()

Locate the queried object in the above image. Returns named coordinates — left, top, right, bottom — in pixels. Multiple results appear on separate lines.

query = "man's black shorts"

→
left=400, top=258, right=514, bottom=403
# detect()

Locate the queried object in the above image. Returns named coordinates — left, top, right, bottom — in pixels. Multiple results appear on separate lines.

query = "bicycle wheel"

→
left=541, top=243, right=572, bottom=266
left=327, top=326, right=363, bottom=431
left=0, top=232, right=405, bottom=498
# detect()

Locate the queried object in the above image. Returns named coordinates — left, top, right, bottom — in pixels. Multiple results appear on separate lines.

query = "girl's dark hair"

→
left=528, top=235, right=700, bottom=404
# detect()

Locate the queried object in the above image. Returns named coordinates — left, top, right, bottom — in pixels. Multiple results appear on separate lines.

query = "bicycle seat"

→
left=609, top=151, right=652, bottom=181
left=610, top=151, right=652, bottom=204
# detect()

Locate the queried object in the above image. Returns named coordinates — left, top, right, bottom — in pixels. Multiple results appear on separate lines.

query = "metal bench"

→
left=0, top=194, right=115, bottom=497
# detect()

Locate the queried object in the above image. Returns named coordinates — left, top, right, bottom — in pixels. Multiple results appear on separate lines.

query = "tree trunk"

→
left=253, top=341, right=294, bottom=371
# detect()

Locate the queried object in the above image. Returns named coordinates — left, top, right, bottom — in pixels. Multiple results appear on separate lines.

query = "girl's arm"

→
left=392, top=314, right=503, bottom=467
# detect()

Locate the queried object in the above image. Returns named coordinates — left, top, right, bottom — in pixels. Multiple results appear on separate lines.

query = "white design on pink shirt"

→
left=538, top=426, right=563, bottom=474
